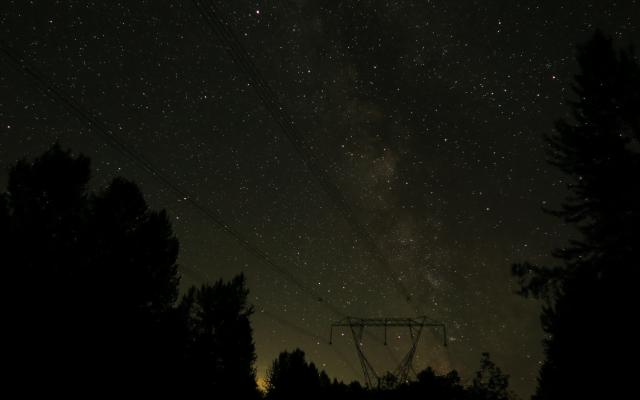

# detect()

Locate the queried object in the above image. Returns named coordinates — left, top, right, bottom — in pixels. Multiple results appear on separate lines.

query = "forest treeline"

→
left=264, top=349, right=515, bottom=400
left=1, top=30, right=638, bottom=398
left=0, top=142, right=515, bottom=400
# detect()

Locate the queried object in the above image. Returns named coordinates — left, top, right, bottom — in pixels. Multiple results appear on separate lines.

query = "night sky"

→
left=1, top=1, right=638, bottom=396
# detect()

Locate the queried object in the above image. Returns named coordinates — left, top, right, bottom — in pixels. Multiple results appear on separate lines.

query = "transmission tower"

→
left=329, top=316, right=447, bottom=388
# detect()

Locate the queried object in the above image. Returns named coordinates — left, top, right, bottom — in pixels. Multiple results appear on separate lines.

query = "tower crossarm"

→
left=328, top=316, right=448, bottom=388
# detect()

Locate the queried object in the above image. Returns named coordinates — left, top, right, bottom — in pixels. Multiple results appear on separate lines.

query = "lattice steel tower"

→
left=329, top=316, right=447, bottom=388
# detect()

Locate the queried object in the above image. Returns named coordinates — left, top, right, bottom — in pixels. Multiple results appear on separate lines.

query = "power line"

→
left=188, top=1, right=446, bottom=372
left=0, top=38, right=424, bottom=379
left=256, top=307, right=361, bottom=377
left=0, top=40, right=344, bottom=318
left=177, top=253, right=361, bottom=376
left=0, top=41, right=375, bottom=374
left=188, top=0, right=419, bottom=313
left=0, top=45, right=411, bottom=375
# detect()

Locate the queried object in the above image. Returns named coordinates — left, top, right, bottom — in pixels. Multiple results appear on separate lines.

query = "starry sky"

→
left=1, top=1, right=638, bottom=397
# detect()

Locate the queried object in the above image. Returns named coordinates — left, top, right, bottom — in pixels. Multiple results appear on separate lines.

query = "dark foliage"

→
left=178, top=275, right=260, bottom=398
left=266, top=348, right=330, bottom=400
left=512, top=31, right=640, bottom=399
left=0, top=144, right=258, bottom=396
left=470, top=353, right=516, bottom=400
left=265, top=349, right=515, bottom=400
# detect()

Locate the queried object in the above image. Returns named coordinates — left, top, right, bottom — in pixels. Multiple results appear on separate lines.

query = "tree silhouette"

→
left=263, top=349, right=514, bottom=400
left=513, top=31, right=640, bottom=399
left=469, top=353, right=517, bottom=400
left=1, top=144, right=260, bottom=396
left=84, top=176, right=181, bottom=389
left=178, top=274, right=261, bottom=398
left=413, top=368, right=466, bottom=400
left=2, top=144, right=98, bottom=389
left=266, top=348, right=328, bottom=400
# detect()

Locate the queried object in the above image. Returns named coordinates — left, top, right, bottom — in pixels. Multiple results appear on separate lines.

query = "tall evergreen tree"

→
left=513, top=31, right=640, bottom=399
left=179, top=274, right=260, bottom=398
left=2, top=144, right=96, bottom=386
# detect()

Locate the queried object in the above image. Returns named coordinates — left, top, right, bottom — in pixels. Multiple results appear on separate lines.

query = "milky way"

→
left=1, top=1, right=638, bottom=396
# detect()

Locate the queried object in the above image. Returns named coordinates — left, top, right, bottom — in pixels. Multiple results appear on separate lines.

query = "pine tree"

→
left=179, top=274, right=260, bottom=398
left=513, top=31, right=640, bottom=399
